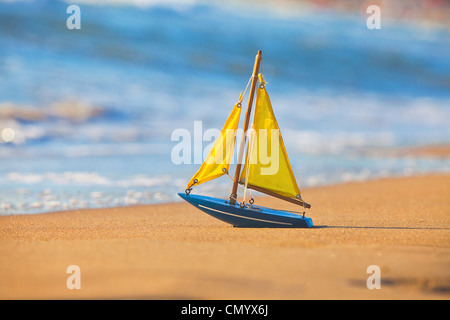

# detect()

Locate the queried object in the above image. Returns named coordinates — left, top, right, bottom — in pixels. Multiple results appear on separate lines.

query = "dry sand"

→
left=0, top=174, right=449, bottom=300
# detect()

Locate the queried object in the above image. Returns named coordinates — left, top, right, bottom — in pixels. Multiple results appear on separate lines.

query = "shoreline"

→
left=358, top=143, right=450, bottom=159
left=4, top=170, right=449, bottom=218
left=17, top=168, right=450, bottom=217
left=1, top=173, right=449, bottom=299
left=3, top=140, right=450, bottom=216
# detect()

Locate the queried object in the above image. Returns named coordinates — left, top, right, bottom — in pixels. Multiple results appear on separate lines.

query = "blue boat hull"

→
left=178, top=193, right=313, bottom=228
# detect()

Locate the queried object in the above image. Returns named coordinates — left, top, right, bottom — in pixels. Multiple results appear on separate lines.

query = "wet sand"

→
left=403, top=143, right=450, bottom=158
left=0, top=174, right=449, bottom=300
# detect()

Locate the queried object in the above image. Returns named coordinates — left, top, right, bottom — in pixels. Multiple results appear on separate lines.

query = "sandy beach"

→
left=0, top=173, right=448, bottom=300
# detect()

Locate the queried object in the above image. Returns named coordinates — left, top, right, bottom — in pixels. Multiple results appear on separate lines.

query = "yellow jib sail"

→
left=240, top=75, right=302, bottom=199
left=186, top=97, right=242, bottom=189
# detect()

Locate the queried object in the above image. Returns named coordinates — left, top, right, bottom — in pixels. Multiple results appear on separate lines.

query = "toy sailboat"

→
left=178, top=50, right=312, bottom=228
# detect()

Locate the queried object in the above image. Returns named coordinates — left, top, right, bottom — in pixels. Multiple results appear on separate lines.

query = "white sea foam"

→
left=44, top=201, right=61, bottom=210
left=29, top=202, right=43, bottom=210
left=63, top=143, right=165, bottom=158
left=7, top=172, right=111, bottom=185
left=0, top=203, right=14, bottom=211
left=284, top=130, right=396, bottom=155
left=90, top=191, right=103, bottom=199
left=63, top=0, right=199, bottom=9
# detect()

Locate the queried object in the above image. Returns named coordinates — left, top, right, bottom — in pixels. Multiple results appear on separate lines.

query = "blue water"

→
left=0, top=1, right=449, bottom=214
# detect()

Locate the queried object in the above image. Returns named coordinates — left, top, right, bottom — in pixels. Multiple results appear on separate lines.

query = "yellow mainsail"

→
left=186, top=95, right=242, bottom=189
left=240, top=75, right=302, bottom=200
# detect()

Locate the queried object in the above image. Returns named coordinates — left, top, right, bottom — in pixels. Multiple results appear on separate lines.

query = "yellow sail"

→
left=186, top=96, right=242, bottom=189
left=240, top=75, right=302, bottom=199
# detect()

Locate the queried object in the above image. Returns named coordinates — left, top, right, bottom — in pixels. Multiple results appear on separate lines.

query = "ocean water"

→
left=0, top=0, right=449, bottom=214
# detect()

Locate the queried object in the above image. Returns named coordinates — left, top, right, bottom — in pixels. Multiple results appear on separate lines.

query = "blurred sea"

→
left=0, top=0, right=449, bottom=214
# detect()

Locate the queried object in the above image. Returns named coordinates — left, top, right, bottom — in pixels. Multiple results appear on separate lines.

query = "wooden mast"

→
left=230, top=50, right=262, bottom=205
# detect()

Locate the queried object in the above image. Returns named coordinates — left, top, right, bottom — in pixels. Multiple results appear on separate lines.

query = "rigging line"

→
left=226, top=172, right=245, bottom=194
left=242, top=127, right=255, bottom=204
left=260, top=57, right=263, bottom=78
left=241, top=75, right=255, bottom=101
left=237, top=74, right=260, bottom=204
left=227, top=74, right=258, bottom=200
